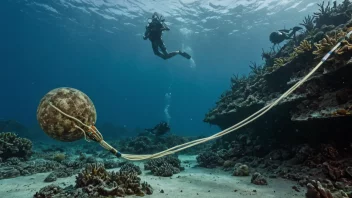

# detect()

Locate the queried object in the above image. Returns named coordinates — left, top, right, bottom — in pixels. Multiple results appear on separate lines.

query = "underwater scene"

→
left=2, top=0, right=352, bottom=197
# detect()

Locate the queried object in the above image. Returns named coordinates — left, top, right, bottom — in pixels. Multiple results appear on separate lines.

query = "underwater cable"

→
left=36, top=31, right=352, bottom=161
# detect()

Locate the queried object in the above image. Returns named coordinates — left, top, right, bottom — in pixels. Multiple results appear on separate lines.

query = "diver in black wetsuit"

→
left=269, top=26, right=303, bottom=45
left=143, top=12, right=191, bottom=60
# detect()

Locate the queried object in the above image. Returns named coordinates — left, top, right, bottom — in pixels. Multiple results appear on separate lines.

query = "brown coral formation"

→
left=273, top=58, right=285, bottom=68
left=75, top=163, right=110, bottom=188
left=119, top=162, right=142, bottom=175
left=233, top=163, right=249, bottom=176
left=144, top=155, right=184, bottom=177
left=295, top=40, right=313, bottom=54
left=313, top=30, right=345, bottom=60
left=35, top=163, right=153, bottom=197
left=0, top=132, right=32, bottom=160
left=336, top=40, right=352, bottom=55
left=305, top=180, right=348, bottom=198
left=251, top=172, right=267, bottom=185
left=78, top=163, right=152, bottom=197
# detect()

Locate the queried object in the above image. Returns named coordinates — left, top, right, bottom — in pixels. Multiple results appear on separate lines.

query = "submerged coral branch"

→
left=313, top=1, right=333, bottom=28
left=314, top=1, right=332, bottom=17
left=273, top=58, right=285, bottom=68
left=313, top=30, right=345, bottom=59
left=335, top=40, right=352, bottom=55
left=300, top=15, right=316, bottom=32
left=231, top=74, right=247, bottom=87
left=261, top=47, right=276, bottom=60
left=340, top=0, right=351, bottom=12
left=0, top=138, right=13, bottom=146
left=294, top=40, right=313, bottom=54
left=249, top=61, right=264, bottom=76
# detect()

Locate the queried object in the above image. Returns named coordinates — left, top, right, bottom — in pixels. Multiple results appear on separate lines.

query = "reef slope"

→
left=203, top=1, right=352, bottom=196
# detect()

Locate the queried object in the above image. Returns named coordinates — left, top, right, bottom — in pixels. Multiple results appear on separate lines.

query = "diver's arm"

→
left=161, top=22, right=170, bottom=31
left=143, top=27, right=150, bottom=40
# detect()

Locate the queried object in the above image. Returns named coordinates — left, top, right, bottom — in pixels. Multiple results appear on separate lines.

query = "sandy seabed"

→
left=0, top=155, right=304, bottom=198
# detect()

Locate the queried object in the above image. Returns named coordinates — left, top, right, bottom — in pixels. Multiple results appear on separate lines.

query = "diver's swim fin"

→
left=179, top=51, right=191, bottom=59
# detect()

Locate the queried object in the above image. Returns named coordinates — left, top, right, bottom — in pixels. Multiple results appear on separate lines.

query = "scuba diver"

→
left=269, top=26, right=303, bottom=45
left=145, top=121, right=170, bottom=136
left=143, top=12, right=191, bottom=60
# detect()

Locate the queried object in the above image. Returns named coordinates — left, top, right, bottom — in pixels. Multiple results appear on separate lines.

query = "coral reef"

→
left=0, top=136, right=127, bottom=181
left=103, top=159, right=121, bottom=169
left=295, top=40, right=313, bottom=55
left=314, top=1, right=333, bottom=28
left=300, top=15, right=316, bottom=32
left=43, top=169, right=75, bottom=183
left=0, top=140, right=122, bottom=180
left=120, top=162, right=142, bottom=175
left=144, top=155, right=184, bottom=177
left=0, top=132, right=32, bottom=160
left=251, top=172, right=268, bottom=185
left=261, top=47, right=277, bottom=66
left=196, top=151, right=224, bottom=168
left=305, top=180, right=349, bottom=198
left=202, top=1, right=352, bottom=195
left=273, top=57, right=285, bottom=68
left=233, top=163, right=249, bottom=176
left=249, top=61, right=264, bottom=76
left=75, top=163, right=110, bottom=188
left=35, top=163, right=153, bottom=197
left=52, top=153, right=66, bottom=162
left=313, top=30, right=345, bottom=60
left=34, top=184, right=63, bottom=198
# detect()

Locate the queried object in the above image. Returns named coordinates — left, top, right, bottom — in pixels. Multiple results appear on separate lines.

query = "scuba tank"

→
left=147, top=12, right=168, bottom=29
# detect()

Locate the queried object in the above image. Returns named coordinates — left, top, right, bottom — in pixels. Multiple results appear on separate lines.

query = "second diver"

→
left=143, top=12, right=191, bottom=60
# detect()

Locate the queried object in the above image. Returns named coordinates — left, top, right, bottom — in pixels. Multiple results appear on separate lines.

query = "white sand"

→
left=0, top=155, right=304, bottom=198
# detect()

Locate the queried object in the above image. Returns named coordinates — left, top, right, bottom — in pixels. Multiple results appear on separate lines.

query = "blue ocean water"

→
left=0, top=0, right=332, bottom=139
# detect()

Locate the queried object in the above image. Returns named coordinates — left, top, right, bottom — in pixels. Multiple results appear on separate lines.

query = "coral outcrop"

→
left=120, top=162, right=142, bottom=175
left=0, top=132, right=32, bottom=161
left=75, top=163, right=110, bottom=188
left=35, top=163, right=153, bottom=197
left=196, top=151, right=225, bottom=168
left=144, top=155, right=184, bottom=177
left=251, top=172, right=268, bottom=185
left=305, top=180, right=349, bottom=198
left=0, top=143, right=123, bottom=180
left=34, top=184, right=63, bottom=198
left=233, top=163, right=249, bottom=176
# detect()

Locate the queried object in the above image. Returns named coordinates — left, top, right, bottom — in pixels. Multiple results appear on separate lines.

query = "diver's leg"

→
left=160, top=40, right=192, bottom=59
left=179, top=50, right=192, bottom=59
left=158, top=40, right=180, bottom=60
left=152, top=41, right=167, bottom=59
